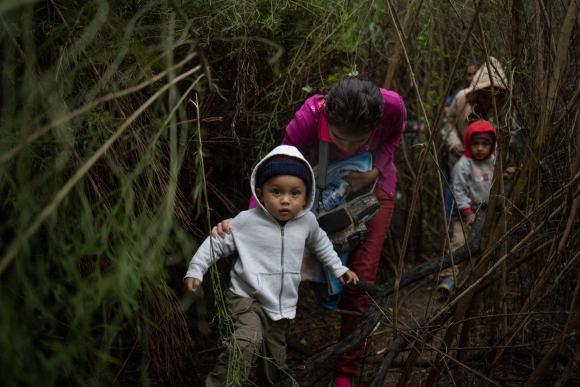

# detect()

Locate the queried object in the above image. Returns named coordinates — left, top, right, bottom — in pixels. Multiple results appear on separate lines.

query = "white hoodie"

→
left=185, top=145, right=348, bottom=320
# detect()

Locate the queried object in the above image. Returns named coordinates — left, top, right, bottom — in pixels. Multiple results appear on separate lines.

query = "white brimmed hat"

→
left=465, top=56, right=507, bottom=96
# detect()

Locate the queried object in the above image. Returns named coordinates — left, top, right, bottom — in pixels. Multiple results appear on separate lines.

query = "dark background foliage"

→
left=1, top=0, right=579, bottom=385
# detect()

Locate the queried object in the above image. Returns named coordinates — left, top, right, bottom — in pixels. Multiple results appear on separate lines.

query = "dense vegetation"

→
left=1, top=0, right=579, bottom=386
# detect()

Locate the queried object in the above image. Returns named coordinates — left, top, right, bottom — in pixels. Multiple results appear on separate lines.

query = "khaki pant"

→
left=450, top=218, right=472, bottom=253
left=206, top=290, right=290, bottom=387
left=440, top=218, right=473, bottom=280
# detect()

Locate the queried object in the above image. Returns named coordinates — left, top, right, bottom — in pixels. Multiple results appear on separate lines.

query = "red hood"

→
left=463, top=120, right=496, bottom=160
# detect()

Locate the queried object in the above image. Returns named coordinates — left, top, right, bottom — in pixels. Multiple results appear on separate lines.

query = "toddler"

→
left=184, top=145, right=358, bottom=387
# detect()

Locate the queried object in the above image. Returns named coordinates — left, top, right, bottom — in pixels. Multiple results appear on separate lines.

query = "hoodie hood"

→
left=465, top=56, right=507, bottom=97
left=463, top=120, right=497, bottom=160
left=251, top=145, right=316, bottom=219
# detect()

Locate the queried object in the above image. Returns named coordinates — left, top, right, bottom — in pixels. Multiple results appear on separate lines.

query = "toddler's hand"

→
left=466, top=214, right=476, bottom=225
left=339, top=270, right=359, bottom=285
left=185, top=277, right=201, bottom=293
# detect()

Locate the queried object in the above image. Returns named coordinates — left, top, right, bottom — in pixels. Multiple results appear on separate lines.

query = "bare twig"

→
left=0, top=69, right=204, bottom=276
left=536, top=0, right=579, bottom=151
left=1, top=55, right=199, bottom=162
left=167, top=0, right=216, bottom=119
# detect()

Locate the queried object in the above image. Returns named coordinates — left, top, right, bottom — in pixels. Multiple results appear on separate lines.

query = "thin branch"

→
left=1, top=55, right=199, bottom=162
left=167, top=0, right=216, bottom=119
left=0, top=69, right=204, bottom=276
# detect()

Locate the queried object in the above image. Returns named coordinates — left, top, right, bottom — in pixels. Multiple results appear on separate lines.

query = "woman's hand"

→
left=452, top=143, right=465, bottom=157
left=502, top=166, right=516, bottom=179
left=212, top=218, right=233, bottom=238
left=348, top=167, right=380, bottom=192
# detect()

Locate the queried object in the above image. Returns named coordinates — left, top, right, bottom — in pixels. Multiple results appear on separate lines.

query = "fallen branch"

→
left=356, top=209, right=486, bottom=299
left=364, top=349, right=488, bottom=369
left=272, top=297, right=389, bottom=387
left=272, top=212, right=487, bottom=386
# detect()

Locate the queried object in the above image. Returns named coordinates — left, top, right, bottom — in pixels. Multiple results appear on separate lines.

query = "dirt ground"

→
left=185, top=260, right=447, bottom=387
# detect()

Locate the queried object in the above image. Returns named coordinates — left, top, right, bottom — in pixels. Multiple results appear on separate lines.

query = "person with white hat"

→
left=444, top=56, right=508, bottom=165
left=439, top=57, right=521, bottom=295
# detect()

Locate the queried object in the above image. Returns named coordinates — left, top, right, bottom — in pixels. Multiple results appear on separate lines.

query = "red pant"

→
left=333, top=187, right=395, bottom=378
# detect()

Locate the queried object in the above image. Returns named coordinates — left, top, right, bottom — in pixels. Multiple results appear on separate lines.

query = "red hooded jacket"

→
left=453, top=120, right=497, bottom=217
left=462, top=120, right=496, bottom=160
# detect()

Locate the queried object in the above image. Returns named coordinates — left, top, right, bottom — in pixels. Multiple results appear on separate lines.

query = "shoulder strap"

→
left=317, top=141, right=329, bottom=191
left=315, top=104, right=330, bottom=208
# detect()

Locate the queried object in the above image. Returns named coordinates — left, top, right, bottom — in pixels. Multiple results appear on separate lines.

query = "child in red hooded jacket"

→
left=438, top=120, right=497, bottom=295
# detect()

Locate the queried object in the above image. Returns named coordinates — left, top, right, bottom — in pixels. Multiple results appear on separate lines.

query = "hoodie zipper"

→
left=279, top=225, right=285, bottom=316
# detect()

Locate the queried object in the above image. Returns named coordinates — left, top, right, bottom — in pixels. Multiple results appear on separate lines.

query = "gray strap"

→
left=317, top=140, right=329, bottom=190
left=314, top=140, right=329, bottom=210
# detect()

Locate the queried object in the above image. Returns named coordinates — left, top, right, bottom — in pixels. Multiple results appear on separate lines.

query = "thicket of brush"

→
left=1, top=0, right=579, bottom=386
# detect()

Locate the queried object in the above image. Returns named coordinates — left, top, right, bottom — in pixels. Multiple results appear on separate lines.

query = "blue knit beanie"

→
left=256, top=157, right=312, bottom=194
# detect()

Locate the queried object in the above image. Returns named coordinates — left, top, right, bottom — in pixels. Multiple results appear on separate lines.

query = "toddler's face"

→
left=470, top=139, right=493, bottom=161
left=256, top=175, right=307, bottom=221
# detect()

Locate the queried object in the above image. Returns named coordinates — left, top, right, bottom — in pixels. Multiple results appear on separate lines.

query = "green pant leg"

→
left=205, top=290, right=264, bottom=387
left=256, top=318, right=290, bottom=387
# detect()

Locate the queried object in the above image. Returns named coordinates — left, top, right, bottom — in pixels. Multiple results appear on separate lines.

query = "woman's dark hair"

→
left=325, top=77, right=384, bottom=135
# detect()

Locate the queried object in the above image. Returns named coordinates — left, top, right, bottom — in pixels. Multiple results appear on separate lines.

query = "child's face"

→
left=470, top=138, right=493, bottom=161
left=256, top=175, right=308, bottom=221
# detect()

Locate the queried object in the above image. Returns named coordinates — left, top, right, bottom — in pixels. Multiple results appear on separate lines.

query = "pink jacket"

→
left=282, top=90, right=406, bottom=197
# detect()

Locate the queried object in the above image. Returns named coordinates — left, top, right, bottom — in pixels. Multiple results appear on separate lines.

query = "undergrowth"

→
left=0, top=1, right=202, bottom=385
left=2, top=0, right=579, bottom=386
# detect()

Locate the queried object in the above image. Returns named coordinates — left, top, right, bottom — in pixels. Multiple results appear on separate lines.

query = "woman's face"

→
left=327, top=125, right=372, bottom=153
left=466, top=65, right=478, bottom=84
